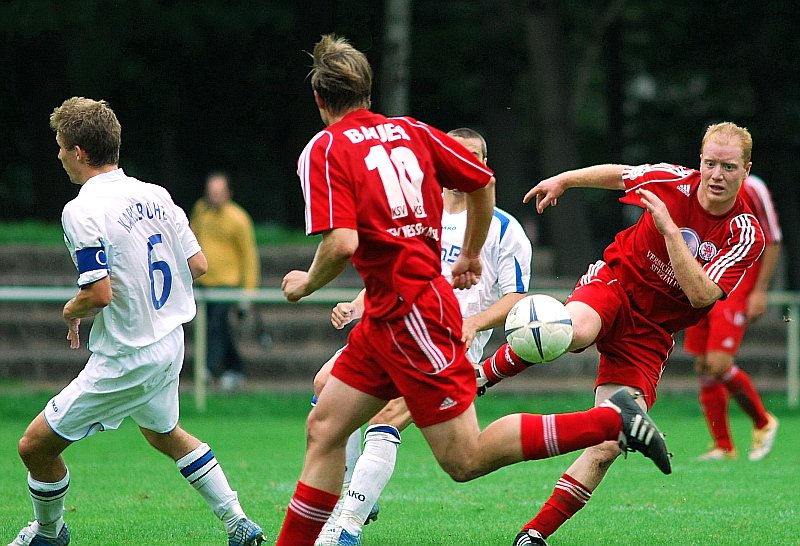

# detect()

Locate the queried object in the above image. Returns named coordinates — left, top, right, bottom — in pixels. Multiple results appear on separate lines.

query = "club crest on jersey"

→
left=698, top=241, right=718, bottom=262
left=680, top=228, right=700, bottom=257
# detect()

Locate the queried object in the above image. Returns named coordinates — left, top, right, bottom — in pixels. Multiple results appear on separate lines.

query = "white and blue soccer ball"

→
left=504, top=294, right=573, bottom=364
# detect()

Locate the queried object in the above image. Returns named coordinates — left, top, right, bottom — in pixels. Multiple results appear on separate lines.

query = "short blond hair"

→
left=310, top=34, right=372, bottom=116
left=701, top=122, right=752, bottom=164
left=50, top=97, right=121, bottom=167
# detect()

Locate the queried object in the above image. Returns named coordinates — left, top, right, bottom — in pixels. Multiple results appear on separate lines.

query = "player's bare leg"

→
left=517, top=384, right=647, bottom=543
left=11, top=413, right=72, bottom=545
left=698, top=350, right=777, bottom=460
left=140, top=425, right=265, bottom=545
left=312, top=352, right=365, bottom=545
left=319, top=398, right=411, bottom=544
left=420, top=381, right=658, bottom=484
left=277, top=376, right=386, bottom=546
left=478, top=301, right=602, bottom=390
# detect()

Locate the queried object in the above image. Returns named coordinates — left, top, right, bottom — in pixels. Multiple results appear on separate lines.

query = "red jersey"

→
left=733, top=174, right=782, bottom=297
left=603, top=163, right=765, bottom=332
left=298, top=109, right=493, bottom=319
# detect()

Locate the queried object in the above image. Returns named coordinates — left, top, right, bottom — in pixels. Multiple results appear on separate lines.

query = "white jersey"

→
left=440, top=207, right=532, bottom=363
left=61, top=169, right=201, bottom=357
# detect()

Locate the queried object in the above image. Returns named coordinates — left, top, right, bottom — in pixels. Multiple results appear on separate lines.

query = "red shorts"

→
left=568, top=262, right=674, bottom=408
left=331, top=275, right=476, bottom=428
left=684, top=294, right=748, bottom=356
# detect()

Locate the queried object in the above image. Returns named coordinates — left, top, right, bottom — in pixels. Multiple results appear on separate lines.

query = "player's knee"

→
left=312, top=372, right=328, bottom=397
left=17, top=433, right=44, bottom=467
left=305, top=410, right=340, bottom=453
left=704, top=353, right=734, bottom=377
left=437, top=455, right=482, bottom=482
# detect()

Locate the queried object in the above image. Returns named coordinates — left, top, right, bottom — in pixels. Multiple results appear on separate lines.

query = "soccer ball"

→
left=504, top=294, right=573, bottom=364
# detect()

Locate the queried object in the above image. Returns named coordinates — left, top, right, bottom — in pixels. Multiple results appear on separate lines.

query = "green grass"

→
left=0, top=388, right=796, bottom=545
left=0, top=221, right=313, bottom=247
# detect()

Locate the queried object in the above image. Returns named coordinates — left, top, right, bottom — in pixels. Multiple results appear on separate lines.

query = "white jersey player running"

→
left=8, top=97, right=264, bottom=546
left=314, top=128, right=533, bottom=546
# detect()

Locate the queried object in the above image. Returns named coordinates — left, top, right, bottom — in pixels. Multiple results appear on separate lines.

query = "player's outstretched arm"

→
left=524, top=164, right=628, bottom=214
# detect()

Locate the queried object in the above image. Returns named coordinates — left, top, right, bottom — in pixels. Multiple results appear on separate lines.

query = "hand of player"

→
left=450, top=254, right=482, bottom=290
left=523, top=176, right=563, bottom=214
left=282, top=270, right=311, bottom=302
left=461, top=316, right=479, bottom=348
left=746, top=289, right=768, bottom=322
left=65, top=317, right=81, bottom=349
left=636, top=188, right=678, bottom=236
left=331, top=301, right=358, bottom=329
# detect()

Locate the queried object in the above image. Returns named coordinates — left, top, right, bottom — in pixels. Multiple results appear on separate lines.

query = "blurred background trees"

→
left=1, top=0, right=798, bottom=286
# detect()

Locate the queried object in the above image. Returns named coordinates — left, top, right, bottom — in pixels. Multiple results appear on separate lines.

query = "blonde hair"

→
left=310, top=34, right=372, bottom=116
left=50, top=97, right=121, bottom=167
left=701, top=122, right=753, bottom=164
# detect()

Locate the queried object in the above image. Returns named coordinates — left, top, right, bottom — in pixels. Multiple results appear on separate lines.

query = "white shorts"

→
left=45, top=327, right=185, bottom=441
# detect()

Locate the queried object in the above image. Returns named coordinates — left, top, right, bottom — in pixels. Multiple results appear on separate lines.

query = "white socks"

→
left=339, top=424, right=401, bottom=534
left=176, top=443, right=244, bottom=534
left=28, top=470, right=69, bottom=538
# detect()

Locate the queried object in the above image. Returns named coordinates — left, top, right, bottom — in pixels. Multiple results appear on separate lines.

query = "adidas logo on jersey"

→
left=439, top=397, right=457, bottom=410
left=677, top=184, right=691, bottom=196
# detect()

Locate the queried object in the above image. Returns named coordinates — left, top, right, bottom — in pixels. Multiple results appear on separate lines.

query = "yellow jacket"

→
left=190, top=199, right=260, bottom=289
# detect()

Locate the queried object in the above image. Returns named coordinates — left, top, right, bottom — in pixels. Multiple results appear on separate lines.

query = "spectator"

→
left=191, top=172, right=260, bottom=391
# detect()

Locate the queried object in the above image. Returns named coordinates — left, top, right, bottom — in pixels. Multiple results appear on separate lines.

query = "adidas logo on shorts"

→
left=439, top=397, right=457, bottom=410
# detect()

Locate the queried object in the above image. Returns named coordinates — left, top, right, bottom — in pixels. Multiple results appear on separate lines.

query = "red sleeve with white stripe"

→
left=297, top=130, right=358, bottom=235
left=741, top=175, right=782, bottom=244
left=704, top=213, right=765, bottom=296
left=618, top=163, right=697, bottom=207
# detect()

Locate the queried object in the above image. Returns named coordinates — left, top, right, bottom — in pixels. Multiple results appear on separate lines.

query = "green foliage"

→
left=0, top=221, right=64, bottom=246
left=0, top=221, right=312, bottom=247
left=254, top=224, right=318, bottom=246
left=0, top=389, right=797, bottom=544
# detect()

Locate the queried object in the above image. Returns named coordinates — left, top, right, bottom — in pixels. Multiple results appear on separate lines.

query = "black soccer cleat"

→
left=513, top=529, right=549, bottom=546
left=601, top=388, right=672, bottom=475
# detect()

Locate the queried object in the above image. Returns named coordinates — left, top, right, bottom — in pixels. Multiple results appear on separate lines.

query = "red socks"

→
left=275, top=481, right=340, bottom=546
left=699, top=376, right=733, bottom=451
left=519, top=407, right=620, bottom=460
left=480, top=343, right=533, bottom=385
left=722, top=366, right=769, bottom=429
left=522, top=474, right=592, bottom=538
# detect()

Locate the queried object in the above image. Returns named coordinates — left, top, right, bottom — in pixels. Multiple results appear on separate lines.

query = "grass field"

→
left=0, top=387, right=797, bottom=545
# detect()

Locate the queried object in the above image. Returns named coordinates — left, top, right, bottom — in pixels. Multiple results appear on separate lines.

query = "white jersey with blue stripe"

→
left=61, top=169, right=201, bottom=357
left=440, top=207, right=532, bottom=363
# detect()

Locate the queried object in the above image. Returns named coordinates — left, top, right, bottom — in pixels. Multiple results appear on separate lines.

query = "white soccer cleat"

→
left=697, top=447, right=737, bottom=461
left=8, top=523, right=70, bottom=546
left=314, top=524, right=341, bottom=546
left=749, top=413, right=779, bottom=461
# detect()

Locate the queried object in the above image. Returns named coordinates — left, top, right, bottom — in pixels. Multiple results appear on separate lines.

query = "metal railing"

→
left=0, top=286, right=797, bottom=411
